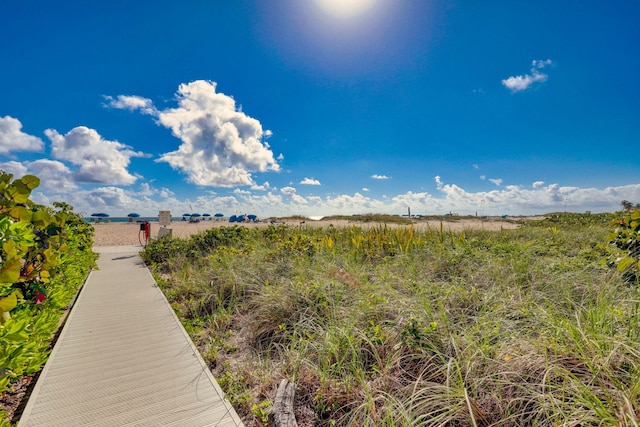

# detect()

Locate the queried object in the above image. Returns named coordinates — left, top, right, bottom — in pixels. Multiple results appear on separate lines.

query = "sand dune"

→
left=91, top=218, right=522, bottom=247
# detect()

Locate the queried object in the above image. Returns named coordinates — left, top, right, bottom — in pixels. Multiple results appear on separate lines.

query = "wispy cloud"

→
left=300, top=177, right=321, bottom=185
left=251, top=181, right=271, bottom=191
left=489, top=178, right=503, bottom=186
left=233, top=188, right=252, bottom=195
left=110, top=80, right=280, bottom=187
left=281, top=186, right=308, bottom=204
left=371, top=174, right=390, bottom=180
left=104, top=95, right=157, bottom=115
left=0, top=116, right=44, bottom=154
left=502, top=59, right=553, bottom=93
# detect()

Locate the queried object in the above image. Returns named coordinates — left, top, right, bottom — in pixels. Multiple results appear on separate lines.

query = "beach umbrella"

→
left=127, top=213, right=140, bottom=218
left=202, top=213, right=211, bottom=217
left=191, top=213, right=201, bottom=217
left=214, top=213, right=224, bottom=217
left=91, top=213, right=110, bottom=218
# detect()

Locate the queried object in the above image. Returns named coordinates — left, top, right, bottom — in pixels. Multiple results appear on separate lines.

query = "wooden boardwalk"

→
left=19, top=246, right=244, bottom=426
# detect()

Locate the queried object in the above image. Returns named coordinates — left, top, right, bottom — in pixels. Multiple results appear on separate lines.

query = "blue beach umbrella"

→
left=214, top=213, right=224, bottom=217
left=91, top=213, right=109, bottom=218
left=127, top=213, right=140, bottom=218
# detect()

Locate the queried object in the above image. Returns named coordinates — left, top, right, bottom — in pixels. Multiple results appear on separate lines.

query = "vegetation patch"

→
left=141, top=213, right=639, bottom=426
left=0, top=173, right=96, bottom=424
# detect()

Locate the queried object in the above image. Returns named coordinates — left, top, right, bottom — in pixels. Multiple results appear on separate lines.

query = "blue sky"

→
left=1, top=0, right=639, bottom=217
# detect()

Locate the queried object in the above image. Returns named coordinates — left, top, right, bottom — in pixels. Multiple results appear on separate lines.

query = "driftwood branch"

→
left=273, top=379, right=298, bottom=427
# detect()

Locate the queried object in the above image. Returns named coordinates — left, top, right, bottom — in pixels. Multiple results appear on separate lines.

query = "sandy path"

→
left=91, top=218, right=521, bottom=247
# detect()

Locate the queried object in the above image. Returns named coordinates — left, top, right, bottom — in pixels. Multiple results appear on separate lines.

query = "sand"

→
left=91, top=218, right=522, bottom=247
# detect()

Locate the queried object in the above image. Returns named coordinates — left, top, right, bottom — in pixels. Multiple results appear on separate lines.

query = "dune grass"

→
left=141, top=213, right=640, bottom=426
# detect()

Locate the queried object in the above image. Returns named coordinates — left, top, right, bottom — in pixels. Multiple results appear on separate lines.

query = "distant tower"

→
left=408, top=207, right=411, bottom=218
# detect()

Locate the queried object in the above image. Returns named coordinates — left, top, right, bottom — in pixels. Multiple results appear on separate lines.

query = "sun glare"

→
left=314, top=0, right=378, bottom=18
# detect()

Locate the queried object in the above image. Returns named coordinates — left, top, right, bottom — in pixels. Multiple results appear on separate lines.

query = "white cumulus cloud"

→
left=300, top=177, right=321, bottom=185
left=25, top=159, right=77, bottom=191
left=138, top=182, right=157, bottom=196
left=502, top=59, right=553, bottom=93
left=326, top=192, right=384, bottom=212
left=0, top=161, right=28, bottom=177
left=1, top=159, right=77, bottom=192
left=111, top=80, right=280, bottom=187
left=45, top=126, right=146, bottom=185
left=159, top=187, right=173, bottom=198
left=280, top=186, right=297, bottom=196
left=251, top=181, right=270, bottom=191
left=0, top=116, right=44, bottom=154
left=86, top=186, right=136, bottom=209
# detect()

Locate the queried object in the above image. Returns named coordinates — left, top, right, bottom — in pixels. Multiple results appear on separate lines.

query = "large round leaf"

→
left=20, top=175, right=40, bottom=190
left=10, top=206, right=33, bottom=222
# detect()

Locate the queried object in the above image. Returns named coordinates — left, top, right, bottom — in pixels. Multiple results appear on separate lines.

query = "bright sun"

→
left=314, top=0, right=378, bottom=18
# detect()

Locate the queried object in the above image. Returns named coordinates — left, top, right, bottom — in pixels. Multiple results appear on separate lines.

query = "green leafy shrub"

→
left=0, top=173, right=96, bottom=422
left=607, top=209, right=640, bottom=283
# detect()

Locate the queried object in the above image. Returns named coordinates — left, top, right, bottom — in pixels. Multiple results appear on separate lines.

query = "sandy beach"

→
left=91, top=217, right=522, bottom=247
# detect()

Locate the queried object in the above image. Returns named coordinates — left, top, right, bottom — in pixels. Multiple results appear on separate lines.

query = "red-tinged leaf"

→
left=35, top=291, right=47, bottom=304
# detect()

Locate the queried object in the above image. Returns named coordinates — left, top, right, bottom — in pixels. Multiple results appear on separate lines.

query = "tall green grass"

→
left=142, top=215, right=640, bottom=426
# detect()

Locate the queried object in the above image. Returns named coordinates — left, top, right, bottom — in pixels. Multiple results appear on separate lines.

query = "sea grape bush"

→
left=608, top=209, right=640, bottom=282
left=0, top=172, right=96, bottom=411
